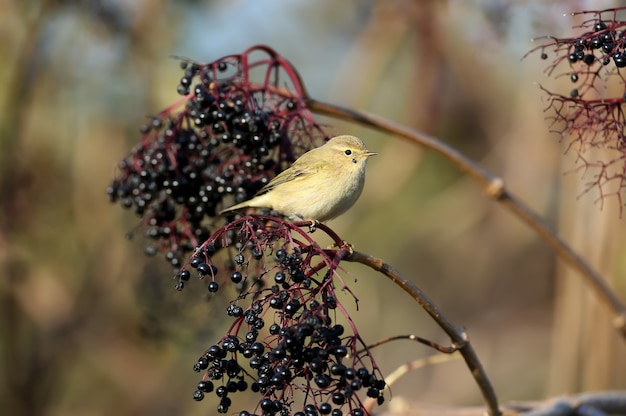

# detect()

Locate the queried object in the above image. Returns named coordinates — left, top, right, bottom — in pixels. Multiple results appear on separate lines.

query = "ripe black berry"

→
left=270, top=297, right=284, bottom=309
left=330, top=363, right=346, bottom=376
left=217, top=397, right=231, bottom=413
left=237, top=380, right=248, bottom=391
left=314, top=374, right=331, bottom=388
left=192, top=390, right=204, bottom=401
left=250, top=342, right=265, bottom=355
left=332, top=392, right=345, bottom=405
left=260, top=398, right=274, bottom=411
left=275, top=248, right=287, bottom=262
left=197, top=262, right=210, bottom=275
left=332, top=346, right=348, bottom=358
left=319, top=403, right=332, bottom=415
left=194, top=357, right=209, bottom=371
left=366, top=387, right=379, bottom=398
left=177, top=268, right=190, bottom=282
left=216, top=385, right=228, bottom=397
left=190, top=255, right=203, bottom=268
left=274, top=272, right=286, bottom=284
left=231, top=271, right=243, bottom=283
left=208, top=281, right=220, bottom=292
left=269, top=323, right=281, bottom=335
left=197, top=380, right=214, bottom=392
left=246, top=329, right=258, bottom=342
left=251, top=247, right=263, bottom=260
left=350, top=379, right=362, bottom=390
left=226, top=380, right=239, bottom=392
left=575, top=50, right=585, bottom=61
left=356, top=368, right=369, bottom=379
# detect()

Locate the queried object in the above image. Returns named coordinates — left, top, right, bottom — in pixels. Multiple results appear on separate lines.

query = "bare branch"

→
left=308, top=98, right=626, bottom=339
left=346, top=250, right=501, bottom=416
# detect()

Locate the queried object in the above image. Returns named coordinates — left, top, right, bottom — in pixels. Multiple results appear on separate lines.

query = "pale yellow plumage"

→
left=219, top=135, right=376, bottom=222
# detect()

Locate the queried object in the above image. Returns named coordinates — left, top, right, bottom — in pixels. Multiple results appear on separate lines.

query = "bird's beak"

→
left=363, top=151, right=377, bottom=157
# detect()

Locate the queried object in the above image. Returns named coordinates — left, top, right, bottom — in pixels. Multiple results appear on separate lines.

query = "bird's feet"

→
left=307, top=220, right=320, bottom=233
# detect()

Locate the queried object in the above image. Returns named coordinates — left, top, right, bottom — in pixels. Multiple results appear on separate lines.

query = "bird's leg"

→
left=307, top=220, right=319, bottom=233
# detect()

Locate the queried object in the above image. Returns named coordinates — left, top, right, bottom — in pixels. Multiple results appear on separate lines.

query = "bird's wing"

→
left=256, top=153, right=323, bottom=195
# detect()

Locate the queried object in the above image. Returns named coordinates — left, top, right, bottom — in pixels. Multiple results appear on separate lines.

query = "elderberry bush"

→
left=107, top=46, right=326, bottom=270
left=108, top=46, right=386, bottom=416
left=186, top=216, right=385, bottom=416
left=530, top=12, right=626, bottom=99
left=526, top=7, right=626, bottom=210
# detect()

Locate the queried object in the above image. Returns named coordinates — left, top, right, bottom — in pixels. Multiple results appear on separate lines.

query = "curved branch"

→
left=365, top=390, right=626, bottom=416
left=511, top=390, right=626, bottom=416
left=308, top=98, right=626, bottom=338
left=361, top=334, right=460, bottom=354
left=347, top=250, right=501, bottom=416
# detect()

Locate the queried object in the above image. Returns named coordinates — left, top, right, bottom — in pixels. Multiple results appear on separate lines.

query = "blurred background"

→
left=1, top=0, right=625, bottom=415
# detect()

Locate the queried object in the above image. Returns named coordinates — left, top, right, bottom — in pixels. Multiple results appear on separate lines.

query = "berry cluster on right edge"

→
left=186, top=216, right=386, bottom=416
left=526, top=7, right=626, bottom=211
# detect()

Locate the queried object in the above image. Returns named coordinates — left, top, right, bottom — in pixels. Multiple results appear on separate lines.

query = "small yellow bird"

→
left=220, top=135, right=376, bottom=222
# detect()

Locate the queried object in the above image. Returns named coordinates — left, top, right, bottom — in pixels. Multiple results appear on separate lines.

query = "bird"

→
left=219, top=135, right=376, bottom=222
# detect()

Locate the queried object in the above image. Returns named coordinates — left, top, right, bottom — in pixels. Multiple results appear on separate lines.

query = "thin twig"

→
left=360, top=334, right=461, bottom=354
left=308, top=98, right=626, bottom=338
left=381, top=354, right=462, bottom=391
left=362, top=354, right=462, bottom=414
left=347, top=250, right=501, bottom=416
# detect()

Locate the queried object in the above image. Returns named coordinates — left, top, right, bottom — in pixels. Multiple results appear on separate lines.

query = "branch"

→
left=519, top=390, right=626, bottom=416
left=375, top=390, right=626, bottom=415
left=308, top=98, right=626, bottom=339
left=361, top=334, right=461, bottom=354
left=346, top=250, right=501, bottom=416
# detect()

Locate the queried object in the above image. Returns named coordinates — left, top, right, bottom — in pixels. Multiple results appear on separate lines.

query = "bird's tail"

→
left=218, top=201, right=249, bottom=215
left=219, top=193, right=271, bottom=215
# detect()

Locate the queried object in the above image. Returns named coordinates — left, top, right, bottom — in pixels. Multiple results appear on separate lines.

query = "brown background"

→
left=1, top=1, right=625, bottom=415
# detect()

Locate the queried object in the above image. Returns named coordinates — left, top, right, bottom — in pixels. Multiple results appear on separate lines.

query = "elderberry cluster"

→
left=565, top=21, right=623, bottom=68
left=192, top=316, right=384, bottom=415
left=107, top=46, right=324, bottom=269
left=563, top=20, right=626, bottom=98
left=531, top=15, right=626, bottom=99
left=186, top=217, right=385, bottom=415
left=525, top=8, right=626, bottom=209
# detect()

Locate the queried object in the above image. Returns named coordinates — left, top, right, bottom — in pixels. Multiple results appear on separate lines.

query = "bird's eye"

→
left=344, top=149, right=352, bottom=155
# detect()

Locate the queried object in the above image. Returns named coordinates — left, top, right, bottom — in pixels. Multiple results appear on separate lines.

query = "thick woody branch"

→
left=376, top=390, right=626, bottom=416
left=346, top=250, right=501, bottom=416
